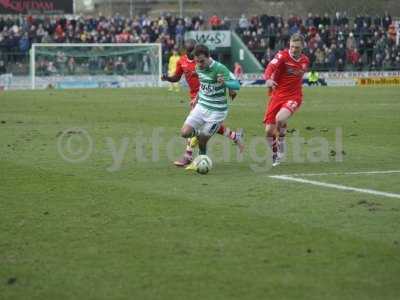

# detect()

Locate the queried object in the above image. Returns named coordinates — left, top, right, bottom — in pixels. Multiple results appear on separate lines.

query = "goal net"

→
left=30, top=43, right=162, bottom=89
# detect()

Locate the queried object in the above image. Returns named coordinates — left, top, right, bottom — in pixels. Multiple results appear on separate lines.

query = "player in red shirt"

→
left=263, top=33, right=309, bottom=166
left=162, top=39, right=244, bottom=167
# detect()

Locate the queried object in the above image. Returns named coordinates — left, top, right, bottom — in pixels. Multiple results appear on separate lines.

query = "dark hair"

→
left=193, top=44, right=210, bottom=58
left=184, top=39, right=197, bottom=55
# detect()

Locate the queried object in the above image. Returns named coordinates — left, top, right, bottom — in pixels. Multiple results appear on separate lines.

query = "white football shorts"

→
left=184, top=104, right=228, bottom=136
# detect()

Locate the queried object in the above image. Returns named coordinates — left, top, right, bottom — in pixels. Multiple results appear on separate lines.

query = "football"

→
left=196, top=155, right=213, bottom=175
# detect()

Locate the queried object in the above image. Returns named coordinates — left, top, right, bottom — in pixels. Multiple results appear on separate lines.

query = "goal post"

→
left=30, top=43, right=162, bottom=90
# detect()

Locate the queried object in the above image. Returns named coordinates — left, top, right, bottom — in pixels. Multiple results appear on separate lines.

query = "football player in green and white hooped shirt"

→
left=181, top=44, right=241, bottom=170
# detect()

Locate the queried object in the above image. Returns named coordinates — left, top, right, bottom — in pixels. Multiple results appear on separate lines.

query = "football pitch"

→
left=1, top=86, right=400, bottom=299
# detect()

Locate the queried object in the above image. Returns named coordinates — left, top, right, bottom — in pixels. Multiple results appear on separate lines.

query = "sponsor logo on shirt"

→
left=286, top=64, right=305, bottom=76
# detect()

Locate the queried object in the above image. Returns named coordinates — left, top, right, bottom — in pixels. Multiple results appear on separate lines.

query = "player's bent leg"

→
left=198, top=134, right=211, bottom=155
left=233, top=128, right=245, bottom=153
left=274, top=109, right=292, bottom=166
left=217, top=124, right=245, bottom=153
left=274, top=103, right=298, bottom=165
left=276, top=107, right=292, bottom=128
left=186, top=106, right=225, bottom=171
left=265, top=124, right=278, bottom=152
left=174, top=123, right=196, bottom=167
left=277, top=123, right=287, bottom=161
left=176, top=106, right=204, bottom=167
left=181, top=124, right=197, bottom=138
left=199, top=121, right=220, bottom=155
left=265, top=123, right=280, bottom=166
left=177, top=97, right=199, bottom=163
left=185, top=122, right=220, bottom=171
left=186, top=100, right=200, bottom=149
left=276, top=107, right=291, bottom=156
left=264, top=97, right=284, bottom=165
left=181, top=105, right=204, bottom=138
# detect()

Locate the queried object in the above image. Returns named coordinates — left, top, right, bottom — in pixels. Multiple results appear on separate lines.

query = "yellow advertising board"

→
left=357, top=77, right=400, bottom=86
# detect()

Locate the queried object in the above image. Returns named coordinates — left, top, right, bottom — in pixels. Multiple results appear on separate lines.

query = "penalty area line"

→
left=269, top=175, right=400, bottom=199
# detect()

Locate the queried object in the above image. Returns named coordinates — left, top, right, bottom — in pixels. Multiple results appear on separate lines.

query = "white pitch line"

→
left=278, top=170, right=400, bottom=177
left=269, top=175, right=400, bottom=199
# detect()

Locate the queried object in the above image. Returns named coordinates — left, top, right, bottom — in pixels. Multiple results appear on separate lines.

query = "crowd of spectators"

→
left=237, top=12, right=400, bottom=71
left=33, top=50, right=155, bottom=77
left=0, top=13, right=211, bottom=74
left=0, top=12, right=399, bottom=75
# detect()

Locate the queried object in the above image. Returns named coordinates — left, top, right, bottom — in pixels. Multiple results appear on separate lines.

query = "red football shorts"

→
left=263, top=98, right=302, bottom=124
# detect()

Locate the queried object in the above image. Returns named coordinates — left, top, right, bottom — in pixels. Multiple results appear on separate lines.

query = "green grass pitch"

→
left=1, top=86, right=400, bottom=299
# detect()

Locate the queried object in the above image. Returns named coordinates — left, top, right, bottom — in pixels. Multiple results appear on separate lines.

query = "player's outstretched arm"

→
left=224, top=80, right=240, bottom=90
left=161, top=59, right=184, bottom=82
left=161, top=73, right=182, bottom=82
left=264, top=51, right=284, bottom=89
left=217, top=69, right=241, bottom=91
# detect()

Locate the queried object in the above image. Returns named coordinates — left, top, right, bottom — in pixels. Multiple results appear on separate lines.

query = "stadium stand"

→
left=0, top=12, right=399, bottom=75
left=235, top=12, right=400, bottom=71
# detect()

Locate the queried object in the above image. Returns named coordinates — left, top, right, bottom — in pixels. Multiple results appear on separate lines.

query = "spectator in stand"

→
left=346, top=32, right=357, bottom=50
left=267, top=22, right=278, bottom=49
left=104, top=59, right=114, bottom=75
left=395, top=56, right=400, bottom=69
left=0, top=60, right=7, bottom=74
left=314, top=47, right=326, bottom=69
left=142, top=53, right=150, bottom=74
left=88, top=56, right=99, bottom=75
left=238, top=14, right=249, bottom=33
left=19, top=32, right=30, bottom=55
left=67, top=57, right=76, bottom=75
left=336, top=43, right=346, bottom=62
left=37, top=59, right=48, bottom=76
left=56, top=51, right=67, bottom=75
left=221, top=16, right=231, bottom=30
left=327, top=44, right=337, bottom=71
left=382, top=50, right=392, bottom=70
left=114, top=57, right=127, bottom=75
left=209, top=15, right=222, bottom=30
left=388, top=24, right=397, bottom=45
left=305, top=12, right=314, bottom=28
left=347, top=48, right=360, bottom=70
left=321, top=13, right=331, bottom=27
left=46, top=61, right=57, bottom=75
left=261, top=47, right=275, bottom=67
left=337, top=58, right=345, bottom=71
left=313, top=14, right=322, bottom=28
left=175, top=19, right=185, bottom=48
left=355, top=57, right=364, bottom=71
left=382, top=12, right=392, bottom=29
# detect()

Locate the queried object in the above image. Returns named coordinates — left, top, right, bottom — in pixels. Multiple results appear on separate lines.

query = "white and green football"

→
left=195, top=155, right=213, bottom=175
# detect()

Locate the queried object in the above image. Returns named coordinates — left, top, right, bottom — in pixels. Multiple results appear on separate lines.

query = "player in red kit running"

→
left=263, top=33, right=309, bottom=166
left=162, top=39, right=244, bottom=167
